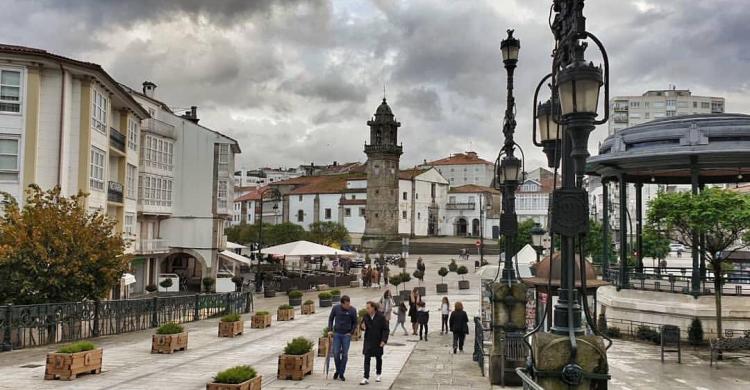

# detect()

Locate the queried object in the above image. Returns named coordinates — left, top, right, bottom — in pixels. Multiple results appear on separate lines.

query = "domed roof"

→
left=522, top=252, right=608, bottom=291
left=375, top=98, right=393, bottom=116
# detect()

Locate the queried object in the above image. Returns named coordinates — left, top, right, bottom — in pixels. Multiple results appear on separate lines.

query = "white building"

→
left=422, top=151, right=495, bottom=187
left=515, top=177, right=553, bottom=227
left=234, top=167, right=303, bottom=188
left=123, top=82, right=240, bottom=293
left=609, top=88, right=725, bottom=135
left=444, top=185, right=501, bottom=239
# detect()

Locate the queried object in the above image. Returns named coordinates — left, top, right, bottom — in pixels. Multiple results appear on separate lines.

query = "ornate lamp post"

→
left=531, top=223, right=546, bottom=264
left=523, top=1, right=611, bottom=388
left=257, top=187, right=281, bottom=261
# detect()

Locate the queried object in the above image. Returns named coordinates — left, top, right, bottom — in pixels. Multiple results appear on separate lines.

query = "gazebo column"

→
left=635, top=182, right=644, bottom=273
left=602, top=179, right=610, bottom=281
left=690, top=157, right=701, bottom=296
left=618, top=174, right=629, bottom=288
left=699, top=183, right=707, bottom=285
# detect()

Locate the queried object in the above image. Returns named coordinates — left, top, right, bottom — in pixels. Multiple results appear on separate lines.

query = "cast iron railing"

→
left=606, top=316, right=750, bottom=341
left=109, top=127, right=126, bottom=152
left=609, top=266, right=750, bottom=296
left=515, top=368, right=545, bottom=390
left=446, top=202, right=476, bottom=210
left=107, top=181, right=124, bottom=203
left=0, top=291, right=252, bottom=352
left=472, top=316, right=486, bottom=376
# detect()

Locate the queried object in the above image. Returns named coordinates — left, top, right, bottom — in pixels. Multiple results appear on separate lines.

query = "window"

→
left=217, top=179, right=228, bottom=209
left=324, top=208, right=331, bottom=219
left=644, top=102, right=650, bottom=108
left=124, top=213, right=135, bottom=237
left=403, top=191, right=407, bottom=200
left=139, top=173, right=173, bottom=207
left=415, top=193, right=419, bottom=200
left=449, top=196, right=456, bottom=203
left=345, top=208, right=351, bottom=217
left=0, top=136, right=19, bottom=181
left=666, top=110, right=676, bottom=117
left=417, top=212, right=421, bottom=220
left=666, top=99, right=676, bottom=108
left=693, top=101, right=698, bottom=108
left=89, top=147, right=105, bottom=191
left=126, top=164, right=137, bottom=199
left=431, top=183, right=436, bottom=199
left=468, top=196, right=475, bottom=204
left=402, top=210, right=407, bottom=219
left=218, top=144, right=230, bottom=172
left=359, top=208, right=365, bottom=217
left=644, top=112, right=650, bottom=119
left=127, top=118, right=138, bottom=151
left=701, top=102, right=710, bottom=109
left=297, top=209, right=304, bottom=222
left=92, top=90, right=108, bottom=133
left=0, top=70, right=21, bottom=113
left=629, top=101, right=640, bottom=108
left=299, top=195, right=303, bottom=201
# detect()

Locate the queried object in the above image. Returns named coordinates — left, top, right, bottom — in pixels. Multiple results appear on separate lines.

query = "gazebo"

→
left=586, top=113, right=750, bottom=295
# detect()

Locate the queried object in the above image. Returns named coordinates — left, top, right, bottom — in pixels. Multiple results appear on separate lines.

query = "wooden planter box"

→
left=350, top=280, right=361, bottom=287
left=277, top=308, right=295, bottom=321
left=351, top=322, right=362, bottom=341
left=399, top=290, right=411, bottom=301
left=436, top=283, right=448, bottom=293
left=301, top=303, right=315, bottom=315
left=152, top=332, right=189, bottom=354
left=277, top=351, right=314, bottom=380
left=317, top=336, right=330, bottom=357
left=218, top=320, right=244, bottom=337
left=264, top=289, right=276, bottom=298
left=458, top=280, right=470, bottom=290
left=44, top=348, right=102, bottom=380
left=206, top=375, right=262, bottom=390
left=251, top=314, right=272, bottom=328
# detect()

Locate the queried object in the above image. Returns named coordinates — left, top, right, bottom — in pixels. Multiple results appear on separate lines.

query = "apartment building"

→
left=234, top=167, right=303, bottom=188
left=609, top=87, right=725, bottom=135
left=123, top=82, right=240, bottom=293
left=445, top=184, right=501, bottom=239
left=422, top=151, right=495, bottom=187
left=515, top=177, right=554, bottom=228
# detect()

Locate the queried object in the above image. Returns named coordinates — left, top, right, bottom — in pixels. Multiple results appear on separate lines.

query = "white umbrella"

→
left=259, top=240, right=353, bottom=257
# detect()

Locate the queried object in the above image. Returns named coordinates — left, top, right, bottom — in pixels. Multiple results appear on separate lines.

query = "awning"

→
left=220, top=250, right=253, bottom=266
left=121, top=273, right=136, bottom=285
left=226, top=241, right=248, bottom=250
left=259, top=240, right=354, bottom=257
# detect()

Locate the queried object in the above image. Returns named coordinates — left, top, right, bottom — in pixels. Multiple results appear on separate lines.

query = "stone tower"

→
left=362, top=98, right=402, bottom=250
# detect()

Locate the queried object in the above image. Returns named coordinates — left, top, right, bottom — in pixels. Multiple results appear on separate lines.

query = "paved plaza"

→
left=0, top=255, right=748, bottom=389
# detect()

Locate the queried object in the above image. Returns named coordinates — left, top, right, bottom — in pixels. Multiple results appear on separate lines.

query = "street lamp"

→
left=257, top=187, right=281, bottom=262
left=530, top=223, right=546, bottom=263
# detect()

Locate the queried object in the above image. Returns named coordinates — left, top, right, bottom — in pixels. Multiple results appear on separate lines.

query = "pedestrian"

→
left=379, top=289, right=394, bottom=322
left=440, top=296, right=450, bottom=335
left=417, top=301, right=429, bottom=341
left=383, top=265, right=389, bottom=286
left=408, top=288, right=421, bottom=335
left=449, top=301, right=469, bottom=354
left=328, top=295, right=358, bottom=381
left=360, top=301, right=389, bottom=385
left=417, top=257, right=426, bottom=273
left=391, top=302, right=408, bottom=336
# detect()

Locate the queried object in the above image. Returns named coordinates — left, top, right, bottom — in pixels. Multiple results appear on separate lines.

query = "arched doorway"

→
left=472, top=218, right=480, bottom=237
left=455, top=218, right=468, bottom=236
left=161, top=251, right=206, bottom=292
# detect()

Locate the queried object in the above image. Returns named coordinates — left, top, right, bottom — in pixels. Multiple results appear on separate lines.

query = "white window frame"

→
left=217, top=179, right=228, bottom=209
left=0, top=135, right=20, bottom=181
left=89, top=147, right=105, bottom=191
left=124, top=212, right=135, bottom=237
left=218, top=144, right=230, bottom=172
left=126, top=164, right=137, bottom=199
left=0, top=69, right=22, bottom=114
left=127, top=117, right=138, bottom=151
left=92, top=90, right=108, bottom=134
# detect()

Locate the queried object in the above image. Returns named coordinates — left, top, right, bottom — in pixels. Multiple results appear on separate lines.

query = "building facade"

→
left=234, top=167, right=303, bottom=188
left=444, top=185, right=501, bottom=239
left=515, top=177, right=553, bottom=227
left=609, top=88, right=725, bottom=135
left=422, top=151, right=495, bottom=187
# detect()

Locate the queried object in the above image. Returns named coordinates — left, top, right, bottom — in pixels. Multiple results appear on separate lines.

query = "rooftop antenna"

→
left=383, top=82, right=387, bottom=101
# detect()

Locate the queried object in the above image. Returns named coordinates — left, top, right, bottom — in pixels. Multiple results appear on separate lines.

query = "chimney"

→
left=142, top=81, right=157, bottom=98
left=181, top=106, right=199, bottom=124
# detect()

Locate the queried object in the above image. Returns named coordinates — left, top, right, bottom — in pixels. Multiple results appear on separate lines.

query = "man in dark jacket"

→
left=360, top=301, right=389, bottom=385
left=328, top=295, right=357, bottom=381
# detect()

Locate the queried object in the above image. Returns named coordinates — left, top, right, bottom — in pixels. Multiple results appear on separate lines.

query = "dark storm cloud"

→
left=1, top=0, right=749, bottom=170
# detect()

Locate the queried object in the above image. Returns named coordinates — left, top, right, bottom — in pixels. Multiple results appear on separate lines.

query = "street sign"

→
left=475, top=240, right=481, bottom=247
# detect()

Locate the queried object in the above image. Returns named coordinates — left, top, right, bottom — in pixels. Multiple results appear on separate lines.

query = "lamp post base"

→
left=489, top=281, right=528, bottom=386
left=530, top=332, right=609, bottom=389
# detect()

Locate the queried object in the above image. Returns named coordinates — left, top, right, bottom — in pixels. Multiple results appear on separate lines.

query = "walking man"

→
left=328, top=295, right=358, bottom=381
left=360, top=301, right=389, bottom=385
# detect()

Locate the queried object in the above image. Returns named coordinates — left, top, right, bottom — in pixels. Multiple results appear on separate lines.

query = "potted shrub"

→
left=436, top=267, right=449, bottom=293
left=277, top=304, right=295, bottom=321
left=398, top=272, right=412, bottom=301
left=277, top=337, right=314, bottom=380
left=352, top=308, right=367, bottom=341
left=145, top=283, right=158, bottom=294
left=207, top=365, right=262, bottom=390
left=457, top=266, right=470, bottom=289
left=688, top=318, right=704, bottom=346
left=448, top=259, right=458, bottom=273
left=263, top=273, right=276, bottom=297
left=365, top=252, right=372, bottom=266
left=318, top=291, right=332, bottom=307
left=44, top=341, right=102, bottom=381
left=159, top=278, right=173, bottom=291
left=231, top=275, right=244, bottom=292
left=329, top=289, right=341, bottom=303
left=413, top=269, right=426, bottom=297
left=152, top=322, right=188, bottom=354
left=288, top=290, right=303, bottom=306
left=318, top=327, right=330, bottom=357
left=301, top=299, right=315, bottom=315
left=251, top=311, right=272, bottom=328
left=203, top=277, right=216, bottom=293
left=390, top=274, right=403, bottom=305
left=218, top=313, right=244, bottom=338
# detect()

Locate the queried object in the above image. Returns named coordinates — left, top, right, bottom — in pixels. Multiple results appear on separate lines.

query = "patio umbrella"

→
left=259, top=240, right=354, bottom=257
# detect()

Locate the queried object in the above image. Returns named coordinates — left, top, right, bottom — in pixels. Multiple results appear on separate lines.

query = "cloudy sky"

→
left=2, top=0, right=749, bottom=171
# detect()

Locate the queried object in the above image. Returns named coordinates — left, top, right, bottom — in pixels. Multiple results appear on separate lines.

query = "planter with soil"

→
left=152, top=323, right=188, bottom=354
left=44, top=342, right=102, bottom=381
left=218, top=313, right=244, bottom=338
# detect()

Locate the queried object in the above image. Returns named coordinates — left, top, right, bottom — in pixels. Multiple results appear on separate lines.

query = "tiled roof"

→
left=399, top=168, right=430, bottom=180
left=234, top=187, right=266, bottom=202
left=448, top=184, right=500, bottom=194
left=288, top=173, right=367, bottom=195
left=426, top=152, right=493, bottom=166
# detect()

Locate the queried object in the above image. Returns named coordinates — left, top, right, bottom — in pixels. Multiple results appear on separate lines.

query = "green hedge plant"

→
left=322, top=326, right=329, bottom=337
left=456, top=265, right=468, bottom=279
left=283, top=337, right=314, bottom=355
left=213, top=365, right=257, bottom=384
left=156, top=322, right=185, bottom=335
left=688, top=318, right=704, bottom=346
left=438, top=267, right=449, bottom=283
left=288, top=290, right=303, bottom=298
left=159, top=278, right=173, bottom=288
left=278, top=304, right=293, bottom=310
left=329, top=289, right=341, bottom=296
left=57, top=341, right=96, bottom=354
left=255, top=311, right=270, bottom=316
left=318, top=292, right=332, bottom=299
left=221, top=313, right=241, bottom=322
left=303, top=299, right=314, bottom=305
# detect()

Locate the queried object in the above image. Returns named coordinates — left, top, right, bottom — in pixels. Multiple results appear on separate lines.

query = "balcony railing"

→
left=142, top=118, right=176, bottom=139
left=136, top=239, right=171, bottom=254
left=107, top=181, right=124, bottom=203
left=109, top=128, right=126, bottom=153
left=446, top=202, right=475, bottom=210
left=364, top=143, right=403, bottom=155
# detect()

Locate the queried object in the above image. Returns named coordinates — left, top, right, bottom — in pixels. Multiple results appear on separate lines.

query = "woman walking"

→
left=408, top=288, right=421, bottom=335
left=449, top=301, right=469, bottom=353
left=378, top=289, right=394, bottom=322
left=391, top=302, right=408, bottom=336
left=440, top=297, right=450, bottom=335
left=417, top=301, right=429, bottom=341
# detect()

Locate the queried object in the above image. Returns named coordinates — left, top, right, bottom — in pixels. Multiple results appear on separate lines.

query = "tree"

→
left=266, top=222, right=306, bottom=246
left=0, top=186, right=129, bottom=304
left=642, top=226, right=670, bottom=267
left=307, top=221, right=350, bottom=246
left=647, top=188, right=750, bottom=337
left=498, top=218, right=537, bottom=256
left=412, top=269, right=424, bottom=286
left=584, top=219, right=616, bottom=264
left=438, top=267, right=449, bottom=283
left=448, top=259, right=458, bottom=273
left=456, top=265, right=468, bottom=280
